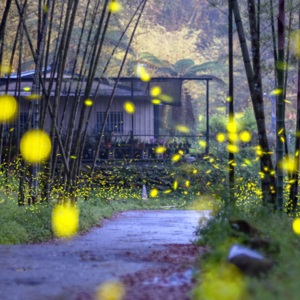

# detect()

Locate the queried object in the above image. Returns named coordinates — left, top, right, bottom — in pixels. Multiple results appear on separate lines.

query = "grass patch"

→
left=192, top=200, right=300, bottom=300
left=0, top=186, right=199, bottom=245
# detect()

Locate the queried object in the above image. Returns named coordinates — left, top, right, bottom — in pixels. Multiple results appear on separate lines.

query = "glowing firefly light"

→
left=139, top=66, right=151, bottom=82
left=152, top=99, right=161, bottom=105
left=227, top=121, right=237, bottom=133
left=227, top=144, right=239, bottom=153
left=150, top=188, right=158, bottom=197
left=172, top=153, right=181, bottom=162
left=124, top=101, right=135, bottom=114
left=150, top=86, right=161, bottom=97
left=0, top=95, right=18, bottom=123
left=159, top=94, right=173, bottom=102
left=96, top=281, right=125, bottom=300
left=228, top=132, right=239, bottom=142
left=240, top=131, right=251, bottom=142
left=173, top=180, right=178, bottom=190
left=155, top=146, right=166, bottom=154
left=216, top=133, right=226, bottom=143
left=199, top=141, right=207, bottom=147
left=175, top=125, right=190, bottom=133
left=84, top=99, right=93, bottom=106
left=270, top=89, right=283, bottom=96
left=52, top=204, right=79, bottom=238
left=20, top=130, right=51, bottom=163
left=109, top=1, right=122, bottom=13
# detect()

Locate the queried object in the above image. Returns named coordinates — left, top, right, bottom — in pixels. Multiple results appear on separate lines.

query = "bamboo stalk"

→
left=85, top=0, right=148, bottom=201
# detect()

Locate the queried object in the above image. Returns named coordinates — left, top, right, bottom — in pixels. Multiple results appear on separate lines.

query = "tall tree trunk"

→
left=45, top=0, right=78, bottom=202
left=228, top=0, right=234, bottom=203
left=276, top=0, right=285, bottom=210
left=289, top=13, right=300, bottom=211
left=232, top=0, right=276, bottom=206
left=0, top=0, right=13, bottom=165
left=0, top=0, right=12, bottom=76
left=283, top=7, right=293, bottom=181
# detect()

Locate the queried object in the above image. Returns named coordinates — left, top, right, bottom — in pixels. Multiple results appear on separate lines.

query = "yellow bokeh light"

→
left=270, top=88, right=283, bottom=96
left=186, top=180, right=190, bottom=188
left=240, top=131, right=251, bottom=142
left=199, top=141, right=207, bottom=148
left=96, top=281, right=125, bottom=300
left=228, top=132, right=239, bottom=143
left=0, top=95, right=18, bottom=123
left=199, top=115, right=202, bottom=121
left=109, top=1, right=122, bottom=13
left=155, top=146, right=166, bottom=154
left=25, top=94, right=42, bottom=100
left=139, top=66, right=151, bottom=82
left=23, top=87, right=31, bottom=92
left=152, top=99, right=161, bottom=105
left=193, top=169, right=197, bottom=174
left=20, top=130, right=51, bottom=163
left=52, top=204, right=79, bottom=238
left=84, top=99, right=93, bottom=106
left=172, top=153, right=181, bottom=162
left=124, top=101, right=135, bottom=114
left=227, top=96, right=232, bottom=102
left=178, top=150, right=184, bottom=155
left=173, top=180, right=178, bottom=190
left=244, top=159, right=252, bottom=165
left=43, top=4, right=48, bottom=13
left=279, top=155, right=298, bottom=173
left=227, top=121, right=237, bottom=133
left=159, top=94, right=173, bottom=102
left=291, top=29, right=300, bottom=57
left=0, top=65, right=12, bottom=73
left=175, top=125, right=190, bottom=133
left=293, top=218, right=300, bottom=234
left=216, top=133, right=226, bottom=143
left=227, top=144, right=239, bottom=153
left=150, top=86, right=161, bottom=97
left=198, top=263, right=246, bottom=300
left=150, top=188, right=158, bottom=197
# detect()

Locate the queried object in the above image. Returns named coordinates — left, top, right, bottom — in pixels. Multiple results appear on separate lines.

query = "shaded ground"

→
left=0, top=210, right=210, bottom=300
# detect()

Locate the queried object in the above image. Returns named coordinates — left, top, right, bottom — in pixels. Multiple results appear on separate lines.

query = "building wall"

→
left=18, top=96, right=154, bottom=142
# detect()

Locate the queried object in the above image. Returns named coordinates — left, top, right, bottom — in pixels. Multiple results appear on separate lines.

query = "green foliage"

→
left=193, top=197, right=300, bottom=300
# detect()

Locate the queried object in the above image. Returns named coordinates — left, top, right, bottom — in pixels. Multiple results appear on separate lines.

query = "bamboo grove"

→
left=0, top=0, right=148, bottom=205
left=1, top=0, right=300, bottom=212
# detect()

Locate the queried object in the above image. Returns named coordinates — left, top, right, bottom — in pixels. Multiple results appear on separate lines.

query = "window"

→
left=96, top=112, right=124, bottom=133
left=20, top=112, right=29, bottom=130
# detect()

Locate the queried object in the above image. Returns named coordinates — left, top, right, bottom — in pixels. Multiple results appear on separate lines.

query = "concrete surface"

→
left=0, top=210, right=209, bottom=300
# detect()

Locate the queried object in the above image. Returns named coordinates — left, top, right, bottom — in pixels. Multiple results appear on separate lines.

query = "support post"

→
left=154, top=104, right=159, bottom=139
left=206, top=80, right=209, bottom=155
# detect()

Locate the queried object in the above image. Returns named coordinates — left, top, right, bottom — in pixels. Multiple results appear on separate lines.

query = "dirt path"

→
left=0, top=210, right=210, bottom=300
